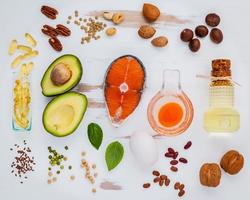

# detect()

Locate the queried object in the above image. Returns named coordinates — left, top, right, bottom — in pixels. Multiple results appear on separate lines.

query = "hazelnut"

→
left=199, top=163, right=221, bottom=187
left=205, top=13, right=220, bottom=27
left=195, top=25, right=209, bottom=38
left=189, top=38, right=201, bottom=52
left=50, top=63, right=72, bottom=86
left=138, top=25, right=156, bottom=39
left=180, top=28, right=194, bottom=42
left=210, top=28, right=223, bottom=44
left=142, top=3, right=160, bottom=22
left=220, top=150, right=244, bottom=175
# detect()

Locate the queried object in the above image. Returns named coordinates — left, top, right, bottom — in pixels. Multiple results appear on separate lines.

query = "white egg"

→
left=129, top=130, right=158, bottom=166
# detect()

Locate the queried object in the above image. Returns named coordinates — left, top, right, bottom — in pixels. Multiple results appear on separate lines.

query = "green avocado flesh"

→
left=43, top=92, right=88, bottom=137
left=41, top=54, right=82, bottom=96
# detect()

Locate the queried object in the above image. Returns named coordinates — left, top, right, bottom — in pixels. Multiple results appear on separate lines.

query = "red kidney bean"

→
left=152, top=170, right=160, bottom=176
left=153, top=177, right=160, bottom=183
left=143, top=183, right=151, bottom=188
left=174, top=182, right=180, bottom=190
left=159, top=179, right=164, bottom=186
left=168, top=147, right=175, bottom=154
left=165, top=152, right=175, bottom=158
left=184, top=141, right=192, bottom=150
left=179, top=158, right=188, bottom=164
left=170, top=160, right=178, bottom=165
left=173, top=152, right=179, bottom=159
left=165, top=178, right=170, bottom=186
left=170, top=166, right=178, bottom=172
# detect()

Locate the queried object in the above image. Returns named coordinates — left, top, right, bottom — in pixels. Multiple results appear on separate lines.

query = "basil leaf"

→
left=87, top=123, right=103, bottom=150
left=105, top=141, right=124, bottom=171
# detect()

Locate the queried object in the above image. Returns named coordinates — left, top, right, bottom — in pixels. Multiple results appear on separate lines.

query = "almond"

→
left=138, top=25, right=156, bottom=39
left=151, top=36, right=168, bottom=47
left=142, top=3, right=160, bottom=22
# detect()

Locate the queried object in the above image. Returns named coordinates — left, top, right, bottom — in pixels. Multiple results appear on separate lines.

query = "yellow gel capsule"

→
left=25, top=33, right=37, bottom=47
left=17, top=45, right=32, bottom=53
left=11, top=55, right=23, bottom=68
left=23, top=50, right=39, bottom=60
left=8, top=39, right=18, bottom=55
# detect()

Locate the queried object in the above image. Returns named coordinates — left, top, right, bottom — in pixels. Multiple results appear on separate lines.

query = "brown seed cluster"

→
left=10, top=140, right=36, bottom=184
left=180, top=13, right=223, bottom=52
left=80, top=151, right=98, bottom=194
left=143, top=170, right=186, bottom=198
left=174, top=182, right=186, bottom=197
left=165, top=141, right=192, bottom=172
left=67, top=11, right=107, bottom=44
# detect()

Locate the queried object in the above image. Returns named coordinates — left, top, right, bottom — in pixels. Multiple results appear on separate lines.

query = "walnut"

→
left=220, top=150, right=244, bottom=175
left=199, top=163, right=221, bottom=187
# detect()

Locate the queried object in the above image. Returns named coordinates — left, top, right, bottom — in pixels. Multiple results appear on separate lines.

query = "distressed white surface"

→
left=0, top=0, right=250, bottom=199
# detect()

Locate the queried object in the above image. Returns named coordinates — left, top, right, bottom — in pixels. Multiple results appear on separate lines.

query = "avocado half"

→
left=41, top=54, right=82, bottom=96
left=43, top=92, right=88, bottom=137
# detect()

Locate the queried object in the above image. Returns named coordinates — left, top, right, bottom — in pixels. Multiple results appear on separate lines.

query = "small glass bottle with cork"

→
left=203, top=59, right=240, bottom=132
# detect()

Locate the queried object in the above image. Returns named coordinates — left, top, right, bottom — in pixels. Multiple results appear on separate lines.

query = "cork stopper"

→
left=211, top=59, right=232, bottom=86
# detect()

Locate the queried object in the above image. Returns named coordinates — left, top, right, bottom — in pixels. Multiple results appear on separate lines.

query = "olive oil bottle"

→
left=204, top=59, right=240, bottom=132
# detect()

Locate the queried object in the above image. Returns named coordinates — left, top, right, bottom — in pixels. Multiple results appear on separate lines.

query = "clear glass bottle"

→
left=147, top=69, right=194, bottom=136
left=203, top=59, right=240, bottom=132
left=12, top=71, right=32, bottom=131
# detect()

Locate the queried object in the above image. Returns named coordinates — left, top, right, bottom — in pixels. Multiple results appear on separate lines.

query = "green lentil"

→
left=65, top=146, right=69, bottom=150
left=68, top=166, right=72, bottom=170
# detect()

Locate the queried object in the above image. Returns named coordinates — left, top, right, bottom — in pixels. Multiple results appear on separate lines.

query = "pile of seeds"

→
left=47, top=146, right=74, bottom=184
left=165, top=141, right=192, bottom=172
left=80, top=151, right=98, bottom=193
left=10, top=140, right=36, bottom=184
left=143, top=170, right=186, bottom=197
left=67, top=10, right=107, bottom=44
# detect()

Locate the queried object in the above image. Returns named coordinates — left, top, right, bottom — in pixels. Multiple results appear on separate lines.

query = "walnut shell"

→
left=220, top=150, right=244, bottom=175
left=200, top=163, right=221, bottom=187
left=142, top=3, right=160, bottom=22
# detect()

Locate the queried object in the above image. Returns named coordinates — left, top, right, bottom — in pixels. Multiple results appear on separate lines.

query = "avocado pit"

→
left=50, top=63, right=72, bottom=86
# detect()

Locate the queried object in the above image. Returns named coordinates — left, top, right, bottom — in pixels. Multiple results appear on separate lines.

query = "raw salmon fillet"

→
left=104, top=55, right=145, bottom=126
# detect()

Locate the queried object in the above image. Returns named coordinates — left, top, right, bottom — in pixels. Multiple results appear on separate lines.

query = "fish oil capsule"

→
left=25, top=33, right=37, bottom=47
left=8, top=40, right=18, bottom=55
left=17, top=45, right=32, bottom=53
left=11, top=55, right=24, bottom=68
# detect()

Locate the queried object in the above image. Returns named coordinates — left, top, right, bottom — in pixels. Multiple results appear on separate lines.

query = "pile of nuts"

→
left=103, top=11, right=124, bottom=37
left=199, top=150, right=244, bottom=187
left=165, top=141, right=192, bottom=172
left=143, top=170, right=186, bottom=197
left=80, top=151, right=98, bottom=194
left=138, top=3, right=168, bottom=47
left=67, top=10, right=107, bottom=44
left=180, top=13, right=223, bottom=52
left=41, top=5, right=71, bottom=51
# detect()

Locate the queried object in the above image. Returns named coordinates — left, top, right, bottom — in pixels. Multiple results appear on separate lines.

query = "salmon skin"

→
left=104, top=55, right=146, bottom=126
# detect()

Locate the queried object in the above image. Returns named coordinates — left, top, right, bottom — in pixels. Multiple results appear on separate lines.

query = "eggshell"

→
left=129, top=130, right=158, bottom=166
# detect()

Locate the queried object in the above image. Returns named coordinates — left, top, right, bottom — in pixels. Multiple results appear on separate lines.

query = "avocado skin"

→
left=41, top=54, right=83, bottom=97
left=42, top=91, right=88, bottom=137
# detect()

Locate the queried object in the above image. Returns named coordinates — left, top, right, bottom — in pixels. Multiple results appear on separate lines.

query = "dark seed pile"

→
left=10, top=140, right=36, bottom=184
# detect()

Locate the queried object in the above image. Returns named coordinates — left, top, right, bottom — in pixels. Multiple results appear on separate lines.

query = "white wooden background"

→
left=0, top=0, right=250, bottom=199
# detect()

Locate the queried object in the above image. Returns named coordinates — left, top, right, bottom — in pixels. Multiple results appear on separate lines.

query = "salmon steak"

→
left=104, top=55, right=146, bottom=126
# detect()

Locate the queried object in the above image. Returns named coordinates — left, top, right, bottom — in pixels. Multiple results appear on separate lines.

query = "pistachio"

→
left=105, top=27, right=117, bottom=36
left=112, top=13, right=124, bottom=24
left=103, top=11, right=114, bottom=20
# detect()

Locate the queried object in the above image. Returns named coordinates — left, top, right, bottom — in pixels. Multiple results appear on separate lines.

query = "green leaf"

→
left=105, top=141, right=124, bottom=171
left=87, top=123, right=103, bottom=150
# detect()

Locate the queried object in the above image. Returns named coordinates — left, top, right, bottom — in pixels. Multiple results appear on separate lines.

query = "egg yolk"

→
left=158, top=102, right=183, bottom=127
